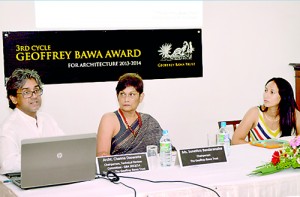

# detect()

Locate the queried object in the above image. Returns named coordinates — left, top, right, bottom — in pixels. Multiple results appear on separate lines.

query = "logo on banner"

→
left=158, top=41, right=194, bottom=61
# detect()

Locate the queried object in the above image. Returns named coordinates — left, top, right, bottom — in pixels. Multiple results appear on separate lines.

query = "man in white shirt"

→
left=0, top=68, right=64, bottom=174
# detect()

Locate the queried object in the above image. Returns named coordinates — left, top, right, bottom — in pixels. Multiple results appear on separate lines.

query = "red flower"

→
left=271, top=151, right=280, bottom=165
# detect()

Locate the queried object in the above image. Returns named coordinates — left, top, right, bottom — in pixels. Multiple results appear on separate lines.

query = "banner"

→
left=3, top=29, right=202, bottom=84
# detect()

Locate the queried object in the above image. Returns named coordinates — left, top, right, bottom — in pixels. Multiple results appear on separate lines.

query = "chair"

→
left=218, top=120, right=250, bottom=142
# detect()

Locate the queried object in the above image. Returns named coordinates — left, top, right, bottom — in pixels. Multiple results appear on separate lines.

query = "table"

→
left=1, top=140, right=300, bottom=197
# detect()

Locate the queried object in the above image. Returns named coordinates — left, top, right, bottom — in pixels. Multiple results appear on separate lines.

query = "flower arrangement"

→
left=250, top=136, right=300, bottom=175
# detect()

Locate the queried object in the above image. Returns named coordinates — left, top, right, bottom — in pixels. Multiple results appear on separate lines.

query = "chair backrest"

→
left=218, top=120, right=250, bottom=142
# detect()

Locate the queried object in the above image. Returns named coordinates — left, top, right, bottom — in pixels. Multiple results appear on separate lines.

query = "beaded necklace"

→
left=118, top=109, right=142, bottom=137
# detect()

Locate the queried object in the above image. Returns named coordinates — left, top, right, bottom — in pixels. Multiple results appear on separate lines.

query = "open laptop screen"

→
left=17, top=133, right=96, bottom=189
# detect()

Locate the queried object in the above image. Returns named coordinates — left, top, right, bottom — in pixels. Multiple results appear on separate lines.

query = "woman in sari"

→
left=96, top=73, right=164, bottom=156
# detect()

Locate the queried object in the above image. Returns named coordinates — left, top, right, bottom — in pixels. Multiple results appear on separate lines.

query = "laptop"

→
left=10, top=133, right=96, bottom=189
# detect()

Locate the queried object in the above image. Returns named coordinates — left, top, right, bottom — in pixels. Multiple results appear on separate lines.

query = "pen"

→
left=3, top=179, right=12, bottom=183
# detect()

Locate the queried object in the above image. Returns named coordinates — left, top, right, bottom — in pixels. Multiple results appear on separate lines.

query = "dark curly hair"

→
left=6, top=68, right=43, bottom=109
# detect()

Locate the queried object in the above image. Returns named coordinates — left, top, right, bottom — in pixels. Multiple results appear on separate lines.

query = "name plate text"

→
left=179, top=146, right=227, bottom=167
left=97, top=153, right=149, bottom=174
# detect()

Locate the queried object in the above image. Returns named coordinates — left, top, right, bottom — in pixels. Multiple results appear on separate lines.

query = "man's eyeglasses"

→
left=17, top=88, right=43, bottom=99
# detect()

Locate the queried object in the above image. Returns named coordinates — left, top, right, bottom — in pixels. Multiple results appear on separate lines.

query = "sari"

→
left=110, top=111, right=163, bottom=155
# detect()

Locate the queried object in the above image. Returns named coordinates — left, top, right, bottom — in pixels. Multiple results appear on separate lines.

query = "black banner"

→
left=2, top=29, right=202, bottom=84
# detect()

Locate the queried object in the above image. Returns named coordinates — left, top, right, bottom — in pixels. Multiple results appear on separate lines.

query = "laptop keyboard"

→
left=5, top=172, right=21, bottom=179
left=10, top=176, right=22, bottom=187
left=14, top=178, right=21, bottom=184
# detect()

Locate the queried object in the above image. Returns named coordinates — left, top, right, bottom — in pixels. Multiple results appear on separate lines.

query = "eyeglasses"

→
left=118, top=92, right=139, bottom=99
left=17, top=88, right=43, bottom=99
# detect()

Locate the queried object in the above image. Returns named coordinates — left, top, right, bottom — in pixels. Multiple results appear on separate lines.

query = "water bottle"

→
left=217, top=122, right=230, bottom=156
left=160, top=130, right=172, bottom=167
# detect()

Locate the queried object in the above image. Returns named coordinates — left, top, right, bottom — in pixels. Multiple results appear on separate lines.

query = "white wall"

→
left=0, top=1, right=300, bottom=150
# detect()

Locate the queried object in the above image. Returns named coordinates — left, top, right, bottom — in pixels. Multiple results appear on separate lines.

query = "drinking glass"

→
left=207, top=132, right=218, bottom=146
left=146, top=145, right=159, bottom=169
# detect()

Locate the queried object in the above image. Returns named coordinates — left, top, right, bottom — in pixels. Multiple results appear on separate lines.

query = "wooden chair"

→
left=218, top=120, right=251, bottom=142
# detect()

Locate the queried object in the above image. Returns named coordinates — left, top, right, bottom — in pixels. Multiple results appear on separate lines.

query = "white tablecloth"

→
left=1, top=140, right=300, bottom=197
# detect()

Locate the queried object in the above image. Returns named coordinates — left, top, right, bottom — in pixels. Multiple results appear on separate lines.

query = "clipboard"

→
left=250, top=139, right=289, bottom=149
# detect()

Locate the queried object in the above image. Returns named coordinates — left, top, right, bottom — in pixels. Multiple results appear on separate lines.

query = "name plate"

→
left=178, top=146, right=227, bottom=167
left=96, top=153, right=149, bottom=174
